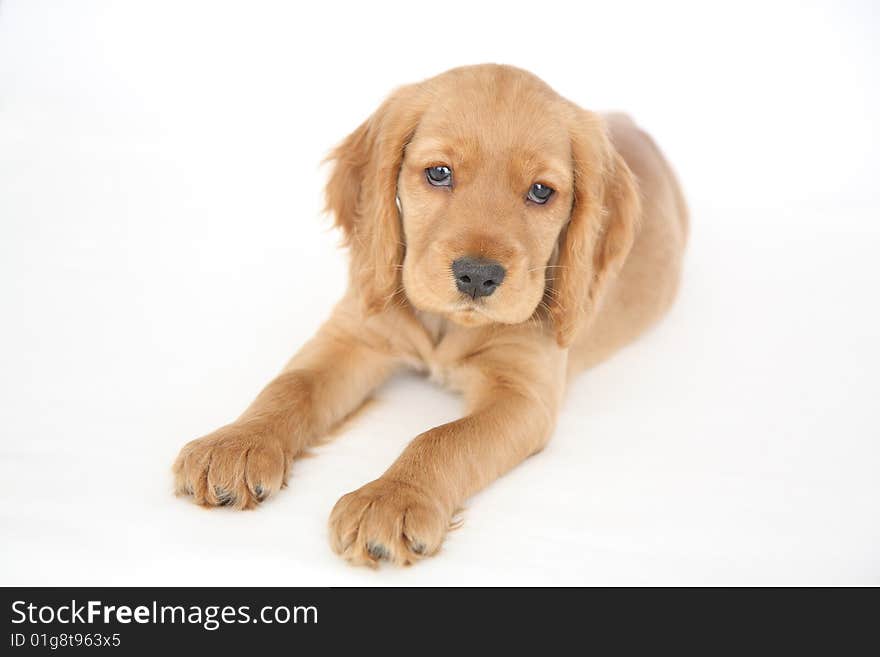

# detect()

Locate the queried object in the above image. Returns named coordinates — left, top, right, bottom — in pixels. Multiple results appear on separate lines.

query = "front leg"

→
left=173, top=304, right=397, bottom=509
left=329, top=336, right=566, bottom=565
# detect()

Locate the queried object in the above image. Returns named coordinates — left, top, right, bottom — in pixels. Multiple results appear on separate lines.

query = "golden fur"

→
left=172, top=64, right=688, bottom=566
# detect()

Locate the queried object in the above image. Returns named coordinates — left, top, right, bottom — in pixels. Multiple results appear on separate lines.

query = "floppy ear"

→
left=324, top=85, right=425, bottom=314
left=550, top=110, right=641, bottom=347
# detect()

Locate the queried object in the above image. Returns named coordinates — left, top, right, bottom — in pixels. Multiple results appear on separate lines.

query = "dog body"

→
left=173, top=65, right=688, bottom=566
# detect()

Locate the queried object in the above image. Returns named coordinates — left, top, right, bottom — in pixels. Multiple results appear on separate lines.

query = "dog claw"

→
left=367, top=542, right=389, bottom=560
left=214, top=487, right=235, bottom=506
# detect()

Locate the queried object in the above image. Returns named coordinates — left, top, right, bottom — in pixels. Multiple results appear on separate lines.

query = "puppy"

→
left=173, top=64, right=688, bottom=566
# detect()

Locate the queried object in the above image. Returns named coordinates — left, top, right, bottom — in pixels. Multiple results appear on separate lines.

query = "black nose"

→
left=452, top=257, right=506, bottom=298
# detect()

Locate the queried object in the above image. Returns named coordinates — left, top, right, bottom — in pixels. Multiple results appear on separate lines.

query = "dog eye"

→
left=527, top=182, right=554, bottom=204
left=425, top=165, right=453, bottom=187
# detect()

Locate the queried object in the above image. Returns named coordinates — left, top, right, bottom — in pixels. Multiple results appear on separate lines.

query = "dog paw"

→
left=172, top=423, right=289, bottom=509
left=328, top=478, right=450, bottom=566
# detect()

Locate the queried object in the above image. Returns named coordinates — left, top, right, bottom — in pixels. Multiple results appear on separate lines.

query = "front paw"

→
left=172, top=422, right=289, bottom=509
left=328, top=478, right=451, bottom=566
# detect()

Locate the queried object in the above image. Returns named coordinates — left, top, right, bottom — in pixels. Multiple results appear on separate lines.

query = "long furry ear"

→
left=324, top=85, right=425, bottom=314
left=551, top=110, right=641, bottom=347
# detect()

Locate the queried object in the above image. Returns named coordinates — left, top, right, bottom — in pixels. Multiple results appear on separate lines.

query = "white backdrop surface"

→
left=1, top=0, right=878, bottom=585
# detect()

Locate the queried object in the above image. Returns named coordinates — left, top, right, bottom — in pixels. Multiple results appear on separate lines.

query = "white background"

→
left=1, top=0, right=878, bottom=585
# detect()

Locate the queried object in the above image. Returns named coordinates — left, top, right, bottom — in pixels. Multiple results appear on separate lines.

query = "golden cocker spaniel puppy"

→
left=173, top=64, right=688, bottom=566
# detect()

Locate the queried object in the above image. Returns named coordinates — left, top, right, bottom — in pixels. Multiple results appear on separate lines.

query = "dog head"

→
left=325, top=64, right=639, bottom=346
